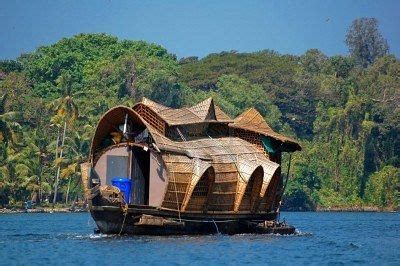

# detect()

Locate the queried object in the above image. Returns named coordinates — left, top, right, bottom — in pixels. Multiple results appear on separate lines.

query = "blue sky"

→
left=1, top=0, right=399, bottom=59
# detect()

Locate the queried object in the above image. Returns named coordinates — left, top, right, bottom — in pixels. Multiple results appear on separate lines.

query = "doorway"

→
left=130, top=146, right=150, bottom=205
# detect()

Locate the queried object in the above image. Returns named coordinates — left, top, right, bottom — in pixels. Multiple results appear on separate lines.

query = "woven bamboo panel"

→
left=238, top=166, right=264, bottom=211
left=149, top=133, right=281, bottom=212
left=162, top=175, right=191, bottom=209
left=163, top=155, right=192, bottom=164
left=233, top=179, right=247, bottom=211
left=188, top=98, right=215, bottom=120
left=186, top=197, right=207, bottom=211
left=212, top=180, right=238, bottom=192
left=234, top=128, right=266, bottom=154
left=161, top=153, right=194, bottom=210
left=133, top=104, right=166, bottom=134
left=259, top=171, right=281, bottom=211
left=207, top=170, right=237, bottom=211
left=212, top=163, right=238, bottom=173
left=207, top=193, right=236, bottom=211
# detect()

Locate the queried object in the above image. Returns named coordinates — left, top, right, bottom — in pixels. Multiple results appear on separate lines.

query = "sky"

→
left=1, top=0, right=399, bottom=60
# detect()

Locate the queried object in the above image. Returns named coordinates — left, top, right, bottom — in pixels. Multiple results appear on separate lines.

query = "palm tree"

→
left=0, top=142, right=13, bottom=206
left=0, top=94, right=20, bottom=206
left=21, top=130, right=49, bottom=203
left=0, top=94, right=19, bottom=147
left=51, top=73, right=79, bottom=204
left=61, top=128, right=91, bottom=204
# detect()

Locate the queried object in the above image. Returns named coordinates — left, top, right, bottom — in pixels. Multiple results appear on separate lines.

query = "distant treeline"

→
left=0, top=18, right=398, bottom=210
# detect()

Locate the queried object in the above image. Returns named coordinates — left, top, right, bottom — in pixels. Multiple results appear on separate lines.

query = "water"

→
left=0, top=212, right=399, bottom=265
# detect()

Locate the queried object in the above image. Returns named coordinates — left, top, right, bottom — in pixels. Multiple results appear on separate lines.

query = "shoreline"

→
left=1, top=207, right=397, bottom=214
left=315, top=207, right=396, bottom=212
left=0, top=207, right=88, bottom=214
left=282, top=205, right=398, bottom=212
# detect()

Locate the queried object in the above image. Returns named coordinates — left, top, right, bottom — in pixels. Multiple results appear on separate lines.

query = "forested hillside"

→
left=1, top=19, right=399, bottom=210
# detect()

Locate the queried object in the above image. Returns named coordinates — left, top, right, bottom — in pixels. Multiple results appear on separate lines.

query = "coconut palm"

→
left=20, top=130, right=49, bottom=203
left=61, top=127, right=91, bottom=203
left=51, top=73, right=79, bottom=125
left=0, top=94, right=19, bottom=146
left=51, top=73, right=79, bottom=203
left=0, top=94, right=21, bottom=206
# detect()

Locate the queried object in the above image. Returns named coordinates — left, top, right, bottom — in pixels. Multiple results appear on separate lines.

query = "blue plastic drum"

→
left=111, top=177, right=132, bottom=204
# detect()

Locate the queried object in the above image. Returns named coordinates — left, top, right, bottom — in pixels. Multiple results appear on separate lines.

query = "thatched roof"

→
left=94, top=98, right=300, bottom=155
left=138, top=98, right=301, bottom=151
left=230, top=108, right=301, bottom=151
left=90, top=105, right=150, bottom=155
left=151, top=128, right=279, bottom=174
left=135, top=97, right=233, bottom=126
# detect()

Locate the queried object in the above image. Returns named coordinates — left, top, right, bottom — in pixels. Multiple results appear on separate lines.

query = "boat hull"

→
left=90, top=206, right=295, bottom=235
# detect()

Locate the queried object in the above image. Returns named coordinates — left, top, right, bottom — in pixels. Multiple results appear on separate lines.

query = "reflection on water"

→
left=0, top=212, right=399, bottom=264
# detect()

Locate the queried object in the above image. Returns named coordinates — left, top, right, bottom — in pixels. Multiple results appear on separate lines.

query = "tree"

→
left=365, top=166, right=400, bottom=208
left=61, top=128, right=91, bottom=204
left=0, top=60, right=22, bottom=73
left=300, top=49, right=327, bottom=74
left=323, top=55, right=355, bottom=79
left=1, top=32, right=398, bottom=211
left=22, top=130, right=50, bottom=203
left=0, top=94, right=19, bottom=146
left=50, top=72, right=79, bottom=204
left=214, top=74, right=283, bottom=129
left=345, top=18, right=389, bottom=68
left=0, top=94, right=22, bottom=206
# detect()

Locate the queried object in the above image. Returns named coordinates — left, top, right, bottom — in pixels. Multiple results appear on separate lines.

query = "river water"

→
left=0, top=212, right=398, bottom=265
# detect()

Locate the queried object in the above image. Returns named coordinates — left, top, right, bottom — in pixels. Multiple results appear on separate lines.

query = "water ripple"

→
left=0, top=212, right=399, bottom=265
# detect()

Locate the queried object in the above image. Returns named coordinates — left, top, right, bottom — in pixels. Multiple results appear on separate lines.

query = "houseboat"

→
left=81, top=97, right=301, bottom=235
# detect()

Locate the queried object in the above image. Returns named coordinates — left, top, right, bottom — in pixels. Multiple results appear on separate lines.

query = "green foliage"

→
left=0, top=60, right=22, bottom=73
left=0, top=31, right=398, bottom=210
left=283, top=179, right=316, bottom=211
left=300, top=49, right=327, bottom=74
left=324, top=55, right=355, bottom=78
left=180, top=50, right=317, bottom=138
left=189, top=74, right=284, bottom=130
left=345, top=18, right=389, bottom=68
left=365, top=166, right=400, bottom=208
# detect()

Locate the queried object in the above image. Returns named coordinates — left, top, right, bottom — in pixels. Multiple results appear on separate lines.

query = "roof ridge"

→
left=184, top=106, right=203, bottom=120
left=188, top=97, right=217, bottom=121
left=141, top=97, right=170, bottom=111
left=234, top=107, right=255, bottom=122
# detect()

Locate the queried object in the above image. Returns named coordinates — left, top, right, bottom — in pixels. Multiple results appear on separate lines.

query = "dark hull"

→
left=90, top=206, right=295, bottom=235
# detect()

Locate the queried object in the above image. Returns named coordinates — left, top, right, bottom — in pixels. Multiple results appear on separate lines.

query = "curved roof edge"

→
left=133, top=97, right=233, bottom=126
left=90, top=105, right=157, bottom=157
left=131, top=98, right=301, bottom=152
left=230, top=108, right=301, bottom=152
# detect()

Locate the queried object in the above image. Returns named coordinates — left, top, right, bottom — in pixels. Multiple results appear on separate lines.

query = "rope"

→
left=173, top=128, right=186, bottom=221
left=276, top=152, right=292, bottom=221
left=172, top=171, right=182, bottom=222
left=212, top=219, right=220, bottom=234
left=118, top=201, right=129, bottom=236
